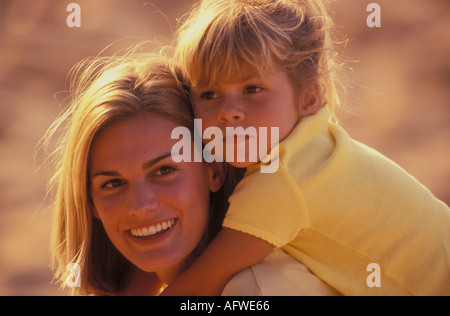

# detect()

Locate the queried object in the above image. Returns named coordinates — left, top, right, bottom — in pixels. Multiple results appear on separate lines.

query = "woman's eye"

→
left=101, top=179, right=124, bottom=190
left=245, top=86, right=262, bottom=94
left=200, top=91, right=218, bottom=100
left=154, top=166, right=176, bottom=177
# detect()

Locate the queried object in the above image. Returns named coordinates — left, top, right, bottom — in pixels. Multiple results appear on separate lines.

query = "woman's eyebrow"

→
left=91, top=153, right=173, bottom=179
left=91, top=171, right=121, bottom=178
left=142, top=152, right=172, bottom=171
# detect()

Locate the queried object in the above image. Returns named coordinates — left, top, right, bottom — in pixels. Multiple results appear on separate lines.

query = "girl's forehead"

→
left=198, top=69, right=293, bottom=91
left=193, top=62, right=282, bottom=89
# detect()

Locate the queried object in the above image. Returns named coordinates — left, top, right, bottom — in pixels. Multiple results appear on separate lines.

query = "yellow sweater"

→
left=223, top=107, right=450, bottom=295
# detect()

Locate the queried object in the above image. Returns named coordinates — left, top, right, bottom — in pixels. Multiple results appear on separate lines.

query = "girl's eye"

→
left=101, top=179, right=124, bottom=191
left=245, top=86, right=262, bottom=94
left=200, top=91, right=218, bottom=100
left=154, top=166, right=176, bottom=177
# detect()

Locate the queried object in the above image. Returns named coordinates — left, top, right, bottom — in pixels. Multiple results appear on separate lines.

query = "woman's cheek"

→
left=169, top=177, right=210, bottom=239
left=91, top=192, right=126, bottom=228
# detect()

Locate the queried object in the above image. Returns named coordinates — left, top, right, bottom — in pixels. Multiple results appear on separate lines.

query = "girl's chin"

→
left=228, top=161, right=254, bottom=169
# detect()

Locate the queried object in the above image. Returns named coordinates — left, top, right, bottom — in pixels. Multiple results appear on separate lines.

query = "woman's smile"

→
left=89, top=113, right=220, bottom=277
left=129, top=218, right=176, bottom=238
left=126, top=218, right=178, bottom=246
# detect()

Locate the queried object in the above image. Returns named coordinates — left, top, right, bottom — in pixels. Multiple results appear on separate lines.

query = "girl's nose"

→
left=218, top=98, right=245, bottom=124
left=127, top=182, right=159, bottom=217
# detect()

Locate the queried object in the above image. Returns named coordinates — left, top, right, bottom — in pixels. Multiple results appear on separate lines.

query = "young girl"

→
left=163, top=0, right=450, bottom=295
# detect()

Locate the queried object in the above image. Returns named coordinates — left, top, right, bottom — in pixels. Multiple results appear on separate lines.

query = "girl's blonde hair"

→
left=43, top=50, right=243, bottom=295
left=175, top=0, right=343, bottom=115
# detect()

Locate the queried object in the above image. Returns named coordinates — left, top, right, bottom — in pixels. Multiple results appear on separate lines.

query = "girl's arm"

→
left=161, top=227, right=274, bottom=296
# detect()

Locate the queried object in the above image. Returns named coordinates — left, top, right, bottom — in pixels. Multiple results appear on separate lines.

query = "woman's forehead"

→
left=90, top=115, right=176, bottom=160
left=89, top=114, right=203, bottom=174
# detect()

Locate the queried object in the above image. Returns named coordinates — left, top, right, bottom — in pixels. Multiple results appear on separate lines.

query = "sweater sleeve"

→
left=222, top=161, right=309, bottom=248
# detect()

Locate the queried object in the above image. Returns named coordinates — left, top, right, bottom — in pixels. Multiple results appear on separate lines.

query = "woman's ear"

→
left=207, top=161, right=227, bottom=193
left=297, top=80, right=321, bottom=118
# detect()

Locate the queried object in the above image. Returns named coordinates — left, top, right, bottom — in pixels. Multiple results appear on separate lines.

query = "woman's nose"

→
left=218, top=98, right=245, bottom=124
left=127, top=182, right=159, bottom=217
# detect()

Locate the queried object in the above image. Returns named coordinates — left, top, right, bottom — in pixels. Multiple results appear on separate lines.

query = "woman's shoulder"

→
left=221, top=248, right=340, bottom=296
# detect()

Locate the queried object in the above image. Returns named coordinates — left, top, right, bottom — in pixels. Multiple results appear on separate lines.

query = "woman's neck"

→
left=126, top=256, right=196, bottom=295
left=157, top=254, right=197, bottom=285
left=125, top=269, right=163, bottom=296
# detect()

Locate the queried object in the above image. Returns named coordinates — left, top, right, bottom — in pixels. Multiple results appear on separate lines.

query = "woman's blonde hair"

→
left=43, top=50, right=243, bottom=295
left=175, top=0, right=343, bottom=115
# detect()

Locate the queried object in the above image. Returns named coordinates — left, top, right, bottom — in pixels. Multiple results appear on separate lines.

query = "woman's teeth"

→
left=130, top=219, right=175, bottom=237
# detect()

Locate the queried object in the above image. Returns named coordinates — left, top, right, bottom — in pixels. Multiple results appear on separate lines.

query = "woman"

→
left=45, top=51, right=338, bottom=295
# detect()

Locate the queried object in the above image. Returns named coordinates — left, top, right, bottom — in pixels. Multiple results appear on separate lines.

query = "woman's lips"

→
left=129, top=219, right=176, bottom=238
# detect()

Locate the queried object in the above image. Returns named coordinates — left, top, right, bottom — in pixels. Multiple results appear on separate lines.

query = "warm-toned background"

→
left=0, top=0, right=448, bottom=295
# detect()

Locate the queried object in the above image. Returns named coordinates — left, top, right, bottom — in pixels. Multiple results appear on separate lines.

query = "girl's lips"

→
left=129, top=219, right=176, bottom=238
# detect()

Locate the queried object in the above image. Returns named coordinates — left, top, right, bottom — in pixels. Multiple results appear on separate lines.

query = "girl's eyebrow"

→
left=240, top=74, right=261, bottom=82
left=91, top=152, right=172, bottom=178
left=192, top=74, right=262, bottom=90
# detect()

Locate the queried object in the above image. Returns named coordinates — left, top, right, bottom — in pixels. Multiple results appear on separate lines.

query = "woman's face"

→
left=89, top=113, right=223, bottom=281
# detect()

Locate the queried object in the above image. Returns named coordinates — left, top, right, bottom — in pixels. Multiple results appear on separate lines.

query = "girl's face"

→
left=190, top=71, right=301, bottom=168
left=89, top=113, right=223, bottom=282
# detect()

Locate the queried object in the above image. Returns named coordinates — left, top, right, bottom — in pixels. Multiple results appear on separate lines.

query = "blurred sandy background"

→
left=0, top=0, right=448, bottom=296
